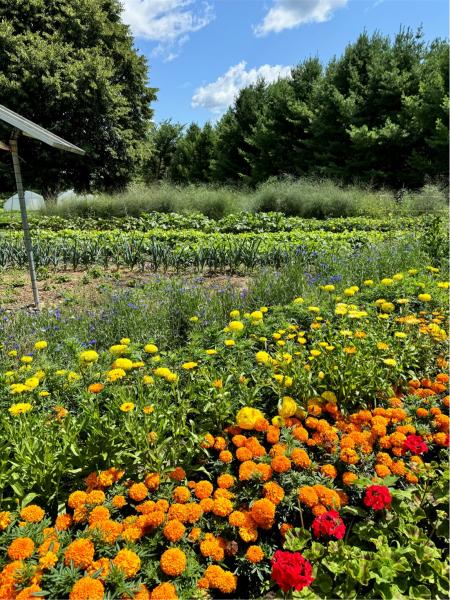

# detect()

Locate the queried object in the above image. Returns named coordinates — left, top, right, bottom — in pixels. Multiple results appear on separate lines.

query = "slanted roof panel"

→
left=0, top=104, right=85, bottom=155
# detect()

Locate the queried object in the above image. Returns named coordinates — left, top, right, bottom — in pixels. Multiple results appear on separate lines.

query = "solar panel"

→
left=0, top=104, right=85, bottom=155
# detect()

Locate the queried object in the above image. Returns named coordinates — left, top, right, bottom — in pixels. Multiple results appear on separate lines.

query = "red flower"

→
left=271, top=550, right=314, bottom=592
left=403, top=434, right=428, bottom=455
left=363, top=485, right=392, bottom=510
left=312, top=510, right=346, bottom=540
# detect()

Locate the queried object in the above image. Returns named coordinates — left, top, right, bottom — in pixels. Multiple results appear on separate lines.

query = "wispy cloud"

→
left=121, top=0, right=214, bottom=59
left=191, top=61, right=292, bottom=115
left=254, top=0, right=348, bottom=36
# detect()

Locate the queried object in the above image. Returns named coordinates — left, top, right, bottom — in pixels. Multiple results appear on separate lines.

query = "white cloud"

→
left=121, top=0, right=214, bottom=59
left=191, top=61, right=292, bottom=115
left=254, top=0, right=348, bottom=36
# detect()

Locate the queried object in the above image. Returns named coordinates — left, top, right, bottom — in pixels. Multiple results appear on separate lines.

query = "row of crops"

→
left=0, top=212, right=437, bottom=233
left=0, top=228, right=421, bottom=271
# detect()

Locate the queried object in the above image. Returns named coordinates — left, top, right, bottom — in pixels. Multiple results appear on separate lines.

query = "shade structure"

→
left=0, top=104, right=84, bottom=155
left=0, top=104, right=85, bottom=309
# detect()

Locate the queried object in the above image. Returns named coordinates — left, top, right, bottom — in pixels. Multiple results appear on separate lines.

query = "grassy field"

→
left=0, top=189, right=448, bottom=599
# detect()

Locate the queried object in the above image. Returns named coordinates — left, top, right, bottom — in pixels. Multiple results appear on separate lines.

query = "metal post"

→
left=9, top=131, right=40, bottom=309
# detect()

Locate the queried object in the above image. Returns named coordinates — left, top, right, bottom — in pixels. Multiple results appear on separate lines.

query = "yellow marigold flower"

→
left=236, top=407, right=265, bottom=430
left=228, top=320, right=244, bottom=332
left=383, top=358, right=397, bottom=367
left=10, top=384, right=29, bottom=394
left=113, top=358, right=133, bottom=371
left=293, top=297, right=304, bottom=304
left=39, top=391, right=49, bottom=397
left=255, top=350, right=271, bottom=364
left=381, top=302, right=395, bottom=313
left=418, top=293, right=432, bottom=302
left=79, top=350, right=99, bottom=363
left=308, top=306, right=320, bottom=313
left=67, top=371, right=81, bottom=382
left=381, top=278, right=394, bottom=286
left=224, top=339, right=235, bottom=346
left=229, top=309, right=240, bottom=318
left=20, top=356, right=33, bottom=363
left=160, top=548, right=186, bottom=577
left=34, top=341, right=47, bottom=350
left=20, top=505, right=44, bottom=523
left=143, top=375, right=154, bottom=385
left=278, top=396, right=297, bottom=418
left=206, top=349, right=217, bottom=355
left=393, top=273, right=404, bottom=281
left=109, top=344, right=129, bottom=355
left=8, top=350, right=17, bottom=357
left=394, top=332, right=407, bottom=339
left=437, top=281, right=449, bottom=289
left=144, top=343, right=158, bottom=354
left=9, top=402, right=32, bottom=415
left=310, top=349, right=321, bottom=357
left=344, top=346, right=357, bottom=354
left=120, top=402, right=135, bottom=412
left=189, top=316, right=199, bottom=322
left=69, top=577, right=104, bottom=600
left=107, top=368, right=126, bottom=382
left=182, top=361, right=198, bottom=370
left=143, top=405, right=154, bottom=414
left=113, top=548, right=141, bottom=578
left=322, top=284, right=335, bottom=292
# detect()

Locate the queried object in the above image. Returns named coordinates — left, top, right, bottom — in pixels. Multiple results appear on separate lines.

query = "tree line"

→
left=145, top=30, right=449, bottom=190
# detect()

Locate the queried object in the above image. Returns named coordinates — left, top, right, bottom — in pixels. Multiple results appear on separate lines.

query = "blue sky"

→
left=121, top=0, right=448, bottom=126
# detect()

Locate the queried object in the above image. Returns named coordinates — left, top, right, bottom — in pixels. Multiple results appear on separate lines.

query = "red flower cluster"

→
left=403, top=434, right=428, bottom=455
left=271, top=550, right=314, bottom=592
left=363, top=485, right=392, bottom=511
left=312, top=510, right=346, bottom=540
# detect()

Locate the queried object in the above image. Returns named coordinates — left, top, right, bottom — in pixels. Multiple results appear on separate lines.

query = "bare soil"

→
left=0, top=268, right=250, bottom=311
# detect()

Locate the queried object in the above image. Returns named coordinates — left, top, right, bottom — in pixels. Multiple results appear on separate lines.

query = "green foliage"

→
left=0, top=0, right=156, bottom=195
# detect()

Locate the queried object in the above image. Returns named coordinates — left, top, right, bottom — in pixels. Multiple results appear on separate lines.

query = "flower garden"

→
left=0, top=211, right=448, bottom=599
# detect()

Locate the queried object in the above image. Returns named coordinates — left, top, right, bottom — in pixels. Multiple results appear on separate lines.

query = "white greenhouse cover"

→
left=57, top=189, right=94, bottom=205
left=4, top=191, right=44, bottom=211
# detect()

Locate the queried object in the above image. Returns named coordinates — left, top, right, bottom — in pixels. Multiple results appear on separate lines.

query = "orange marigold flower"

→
left=263, top=481, right=285, bottom=505
left=144, top=473, right=160, bottom=491
left=188, top=527, right=201, bottom=541
left=219, top=450, right=233, bottom=463
left=238, top=460, right=257, bottom=481
left=8, top=538, right=34, bottom=560
left=245, top=545, right=264, bottom=563
left=144, top=510, right=166, bottom=528
left=122, top=526, right=142, bottom=542
left=16, top=584, right=42, bottom=600
left=340, top=448, right=359, bottom=464
left=201, top=433, right=215, bottom=448
left=204, top=565, right=237, bottom=594
left=128, top=483, right=148, bottom=502
left=390, top=460, right=406, bottom=476
left=197, top=577, right=209, bottom=589
left=250, top=498, right=275, bottom=529
left=39, top=538, right=60, bottom=555
left=68, top=490, right=88, bottom=509
left=173, top=486, right=190, bottom=503
left=271, top=455, right=291, bottom=473
left=169, top=467, right=186, bottom=482
left=254, top=418, right=269, bottom=432
left=231, top=434, right=247, bottom=447
left=245, top=437, right=266, bottom=457
left=228, top=510, right=246, bottom=527
left=150, top=582, right=178, bottom=600
left=86, top=490, right=105, bottom=505
left=199, top=498, right=214, bottom=513
left=39, top=551, right=58, bottom=570
left=266, top=425, right=281, bottom=444
left=405, top=472, right=419, bottom=484
left=20, top=504, right=45, bottom=524
left=293, top=426, right=309, bottom=442
left=0, top=510, right=11, bottom=531
left=298, top=486, right=319, bottom=507
left=321, top=464, right=337, bottom=479
left=88, top=506, right=110, bottom=525
left=134, top=585, right=151, bottom=600
left=111, top=495, right=127, bottom=509
left=55, top=513, right=72, bottom=532
left=64, top=539, right=94, bottom=569
left=280, top=523, right=293, bottom=538
left=236, top=447, right=253, bottom=462
left=290, top=448, right=311, bottom=469
left=160, top=548, right=186, bottom=577
left=213, top=437, right=227, bottom=451
left=88, top=383, right=104, bottom=394
left=184, top=503, right=203, bottom=523
left=375, top=464, right=391, bottom=478
left=194, top=481, right=213, bottom=499
left=217, top=474, right=235, bottom=489
left=256, top=463, right=273, bottom=481
left=69, top=577, right=104, bottom=600
left=312, top=503, right=327, bottom=516
left=113, top=548, right=141, bottom=578
left=212, top=498, right=233, bottom=517
left=163, top=520, right=185, bottom=542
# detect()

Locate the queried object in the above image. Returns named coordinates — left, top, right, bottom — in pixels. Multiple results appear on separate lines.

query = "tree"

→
left=142, top=120, right=184, bottom=183
left=170, top=122, right=215, bottom=183
left=0, top=0, right=156, bottom=195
